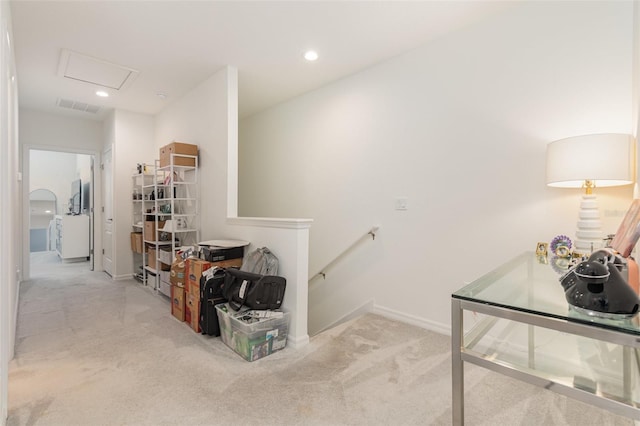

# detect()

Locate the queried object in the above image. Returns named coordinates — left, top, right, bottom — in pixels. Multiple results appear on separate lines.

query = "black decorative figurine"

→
left=560, top=249, right=640, bottom=318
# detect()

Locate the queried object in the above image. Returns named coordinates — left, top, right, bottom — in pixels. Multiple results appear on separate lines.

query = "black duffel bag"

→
left=223, top=268, right=286, bottom=311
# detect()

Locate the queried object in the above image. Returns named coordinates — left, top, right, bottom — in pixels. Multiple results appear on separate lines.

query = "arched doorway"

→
left=29, top=188, right=57, bottom=252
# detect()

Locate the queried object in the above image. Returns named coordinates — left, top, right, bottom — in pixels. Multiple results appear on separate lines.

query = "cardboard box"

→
left=185, top=258, right=243, bottom=297
left=144, top=221, right=155, bottom=240
left=159, top=142, right=198, bottom=168
left=148, top=248, right=170, bottom=271
left=185, top=292, right=200, bottom=333
left=170, top=257, right=187, bottom=287
left=144, top=220, right=166, bottom=241
left=185, top=258, right=242, bottom=295
left=171, top=285, right=185, bottom=322
left=185, top=296, right=191, bottom=324
left=187, top=280, right=199, bottom=299
left=148, top=248, right=157, bottom=270
left=187, top=259, right=213, bottom=295
left=130, top=232, right=143, bottom=253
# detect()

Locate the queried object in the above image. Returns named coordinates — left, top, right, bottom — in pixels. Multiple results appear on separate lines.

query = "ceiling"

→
left=9, top=1, right=513, bottom=121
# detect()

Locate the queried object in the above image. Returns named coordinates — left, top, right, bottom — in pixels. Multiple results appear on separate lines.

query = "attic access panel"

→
left=57, top=49, right=139, bottom=90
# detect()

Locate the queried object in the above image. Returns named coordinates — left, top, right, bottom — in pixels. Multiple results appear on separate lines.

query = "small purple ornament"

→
left=550, top=235, right=572, bottom=253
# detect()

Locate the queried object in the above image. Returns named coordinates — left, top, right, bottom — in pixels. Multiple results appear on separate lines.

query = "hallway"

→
left=8, top=260, right=635, bottom=425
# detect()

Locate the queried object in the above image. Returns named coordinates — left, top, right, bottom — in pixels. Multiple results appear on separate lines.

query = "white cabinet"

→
left=55, top=214, right=90, bottom=261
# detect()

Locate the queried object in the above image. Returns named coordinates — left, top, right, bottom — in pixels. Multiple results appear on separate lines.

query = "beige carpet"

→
left=7, top=252, right=634, bottom=425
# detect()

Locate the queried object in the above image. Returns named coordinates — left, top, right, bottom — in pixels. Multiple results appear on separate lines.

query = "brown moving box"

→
left=144, top=220, right=165, bottom=241
left=148, top=248, right=157, bottom=270
left=170, top=255, right=186, bottom=287
left=186, top=259, right=212, bottom=297
left=136, top=233, right=144, bottom=253
left=130, top=232, right=144, bottom=253
left=171, top=285, right=185, bottom=322
left=186, top=258, right=243, bottom=297
left=185, top=292, right=200, bottom=333
left=159, top=142, right=198, bottom=168
left=148, top=248, right=170, bottom=271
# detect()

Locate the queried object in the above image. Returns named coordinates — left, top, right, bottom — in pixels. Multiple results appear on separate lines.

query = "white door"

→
left=102, top=148, right=113, bottom=276
left=89, top=156, right=94, bottom=271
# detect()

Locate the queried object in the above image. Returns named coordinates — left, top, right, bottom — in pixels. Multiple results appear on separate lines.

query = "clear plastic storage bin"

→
left=215, top=303, right=290, bottom=362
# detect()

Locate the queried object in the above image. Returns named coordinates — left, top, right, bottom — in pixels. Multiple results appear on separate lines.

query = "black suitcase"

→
left=199, top=268, right=227, bottom=336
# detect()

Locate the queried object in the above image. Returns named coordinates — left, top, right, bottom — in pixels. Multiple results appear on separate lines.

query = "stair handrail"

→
left=309, top=225, right=379, bottom=283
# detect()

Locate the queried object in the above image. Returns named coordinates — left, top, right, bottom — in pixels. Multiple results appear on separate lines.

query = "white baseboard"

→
left=11, top=280, right=20, bottom=360
left=287, top=334, right=310, bottom=349
left=372, top=304, right=450, bottom=336
left=309, top=301, right=451, bottom=339
left=311, top=299, right=375, bottom=336
left=111, top=273, right=134, bottom=281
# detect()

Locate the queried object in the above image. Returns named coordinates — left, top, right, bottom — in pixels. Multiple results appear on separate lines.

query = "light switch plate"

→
left=395, top=197, right=408, bottom=210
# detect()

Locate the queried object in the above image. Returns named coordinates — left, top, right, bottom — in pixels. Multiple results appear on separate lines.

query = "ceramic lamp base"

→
left=575, top=194, right=603, bottom=252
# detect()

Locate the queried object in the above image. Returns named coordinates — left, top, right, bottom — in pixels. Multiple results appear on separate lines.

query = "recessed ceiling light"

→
left=156, top=92, right=167, bottom=100
left=304, top=50, right=319, bottom=61
left=96, top=90, right=109, bottom=97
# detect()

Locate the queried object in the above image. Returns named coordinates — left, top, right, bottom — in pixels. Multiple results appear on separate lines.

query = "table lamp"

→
left=546, top=133, right=635, bottom=253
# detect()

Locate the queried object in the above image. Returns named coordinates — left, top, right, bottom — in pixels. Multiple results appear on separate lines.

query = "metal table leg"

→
left=623, top=346, right=631, bottom=400
left=452, top=298, right=464, bottom=425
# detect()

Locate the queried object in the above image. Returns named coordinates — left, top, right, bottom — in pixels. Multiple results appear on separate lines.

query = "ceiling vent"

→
left=57, top=49, right=139, bottom=90
left=56, top=98, right=101, bottom=114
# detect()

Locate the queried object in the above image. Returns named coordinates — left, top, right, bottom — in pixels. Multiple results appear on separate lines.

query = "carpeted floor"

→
left=7, top=252, right=635, bottom=425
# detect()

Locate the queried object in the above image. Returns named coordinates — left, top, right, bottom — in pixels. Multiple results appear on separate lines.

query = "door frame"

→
left=101, top=146, right=113, bottom=276
left=21, top=144, right=102, bottom=281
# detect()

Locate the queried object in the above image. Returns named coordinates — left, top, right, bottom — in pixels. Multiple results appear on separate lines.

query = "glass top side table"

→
left=451, top=252, right=640, bottom=425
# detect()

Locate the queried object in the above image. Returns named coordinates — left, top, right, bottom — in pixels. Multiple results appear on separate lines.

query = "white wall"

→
left=109, top=109, right=154, bottom=279
left=155, top=70, right=230, bottom=237
left=633, top=1, right=640, bottom=198
left=19, top=109, right=102, bottom=152
left=154, top=67, right=311, bottom=346
left=0, top=0, right=19, bottom=421
left=29, top=150, right=87, bottom=216
left=77, top=154, right=91, bottom=182
left=239, top=1, right=636, bottom=334
left=19, top=108, right=103, bottom=277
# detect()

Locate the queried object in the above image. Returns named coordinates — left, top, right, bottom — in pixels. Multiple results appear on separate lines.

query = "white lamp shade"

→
left=546, top=133, right=635, bottom=188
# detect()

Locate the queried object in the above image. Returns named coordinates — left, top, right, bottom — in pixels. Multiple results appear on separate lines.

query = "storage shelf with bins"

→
left=141, top=178, right=168, bottom=294
left=131, top=165, right=155, bottom=284
left=146, top=153, right=199, bottom=297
